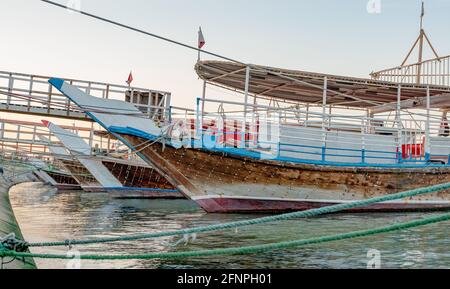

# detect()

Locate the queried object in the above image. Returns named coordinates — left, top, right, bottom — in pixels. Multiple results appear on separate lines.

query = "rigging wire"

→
left=40, top=0, right=245, bottom=65
left=39, top=1, right=381, bottom=107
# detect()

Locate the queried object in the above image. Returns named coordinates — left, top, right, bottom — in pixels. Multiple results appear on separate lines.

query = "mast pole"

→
left=416, top=1, right=425, bottom=84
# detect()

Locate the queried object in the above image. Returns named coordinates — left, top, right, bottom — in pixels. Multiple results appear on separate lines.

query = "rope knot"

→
left=0, top=233, right=29, bottom=253
left=64, top=239, right=73, bottom=249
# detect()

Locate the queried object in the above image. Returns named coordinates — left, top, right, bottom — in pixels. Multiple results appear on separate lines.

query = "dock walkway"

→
left=0, top=165, right=37, bottom=269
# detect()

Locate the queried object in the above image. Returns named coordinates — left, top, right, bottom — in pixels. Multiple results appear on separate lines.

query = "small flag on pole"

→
left=198, top=27, right=206, bottom=49
left=126, top=71, right=133, bottom=86
left=421, top=1, right=425, bottom=17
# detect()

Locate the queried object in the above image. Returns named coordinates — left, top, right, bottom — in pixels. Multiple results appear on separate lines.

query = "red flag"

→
left=198, top=27, right=206, bottom=49
left=126, top=71, right=133, bottom=86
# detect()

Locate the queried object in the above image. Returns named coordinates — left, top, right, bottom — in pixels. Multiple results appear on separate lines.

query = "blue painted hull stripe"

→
left=109, top=126, right=449, bottom=169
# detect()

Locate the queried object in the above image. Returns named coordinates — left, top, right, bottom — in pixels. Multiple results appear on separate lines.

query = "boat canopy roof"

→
left=195, top=60, right=450, bottom=108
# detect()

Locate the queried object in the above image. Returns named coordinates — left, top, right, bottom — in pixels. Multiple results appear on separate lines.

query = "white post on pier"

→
left=425, top=86, right=431, bottom=162
left=242, top=66, right=251, bottom=148
left=397, top=84, right=402, bottom=162
left=28, top=76, right=34, bottom=111
left=32, top=126, right=37, bottom=143
left=7, top=73, right=14, bottom=108
left=321, top=76, right=328, bottom=162
left=0, top=122, right=4, bottom=140
left=16, top=125, right=21, bottom=142
left=306, top=104, right=310, bottom=127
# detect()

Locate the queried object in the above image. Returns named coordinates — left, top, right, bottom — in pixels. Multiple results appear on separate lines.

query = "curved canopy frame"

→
left=196, top=60, right=450, bottom=109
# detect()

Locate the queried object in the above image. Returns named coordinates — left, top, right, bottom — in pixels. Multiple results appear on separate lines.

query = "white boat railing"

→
left=176, top=98, right=450, bottom=166
left=371, top=55, right=450, bottom=87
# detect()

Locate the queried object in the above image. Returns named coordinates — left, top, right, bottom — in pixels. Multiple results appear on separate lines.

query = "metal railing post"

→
left=165, top=93, right=172, bottom=122
left=425, top=86, right=431, bottom=162
left=105, top=84, right=110, bottom=99
left=89, top=122, right=94, bottom=155
left=321, top=76, right=328, bottom=162
left=86, top=82, right=91, bottom=95
left=196, top=98, right=201, bottom=148
left=27, top=75, right=34, bottom=112
left=6, top=73, right=13, bottom=108
left=0, top=122, right=4, bottom=140
left=47, top=84, right=53, bottom=114
left=242, top=66, right=251, bottom=149
left=361, top=118, right=366, bottom=164
left=397, top=85, right=403, bottom=163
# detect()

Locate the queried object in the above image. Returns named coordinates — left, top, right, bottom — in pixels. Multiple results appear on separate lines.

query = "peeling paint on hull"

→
left=195, top=197, right=450, bottom=213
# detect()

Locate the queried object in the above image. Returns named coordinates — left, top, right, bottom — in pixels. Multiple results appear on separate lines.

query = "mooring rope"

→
left=2, top=213, right=449, bottom=260
left=0, top=234, right=29, bottom=253
left=27, top=182, right=450, bottom=248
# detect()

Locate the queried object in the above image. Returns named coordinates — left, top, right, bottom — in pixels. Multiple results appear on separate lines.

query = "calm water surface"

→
left=9, top=182, right=450, bottom=269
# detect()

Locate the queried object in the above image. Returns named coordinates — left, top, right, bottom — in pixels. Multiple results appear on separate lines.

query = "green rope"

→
left=29, top=182, right=450, bottom=248
left=3, top=213, right=449, bottom=260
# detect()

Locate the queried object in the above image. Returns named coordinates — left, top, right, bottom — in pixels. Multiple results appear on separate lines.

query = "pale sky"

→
left=1, top=0, right=450, bottom=111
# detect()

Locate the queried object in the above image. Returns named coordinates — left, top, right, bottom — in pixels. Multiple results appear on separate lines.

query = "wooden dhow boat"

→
left=39, top=3, right=449, bottom=213
left=47, top=57, right=450, bottom=212
left=40, top=121, right=182, bottom=199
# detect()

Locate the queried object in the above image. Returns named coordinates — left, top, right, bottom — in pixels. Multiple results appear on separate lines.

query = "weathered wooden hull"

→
left=33, top=170, right=82, bottom=192
left=54, top=183, right=82, bottom=191
left=58, top=158, right=182, bottom=198
left=194, top=197, right=450, bottom=213
left=102, top=161, right=170, bottom=189
left=119, top=134, right=450, bottom=213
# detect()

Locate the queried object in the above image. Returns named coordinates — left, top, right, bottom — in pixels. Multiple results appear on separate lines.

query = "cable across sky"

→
left=40, top=0, right=245, bottom=65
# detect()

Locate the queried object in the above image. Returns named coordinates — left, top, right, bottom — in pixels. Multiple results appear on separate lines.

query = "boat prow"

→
left=48, top=78, right=162, bottom=137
